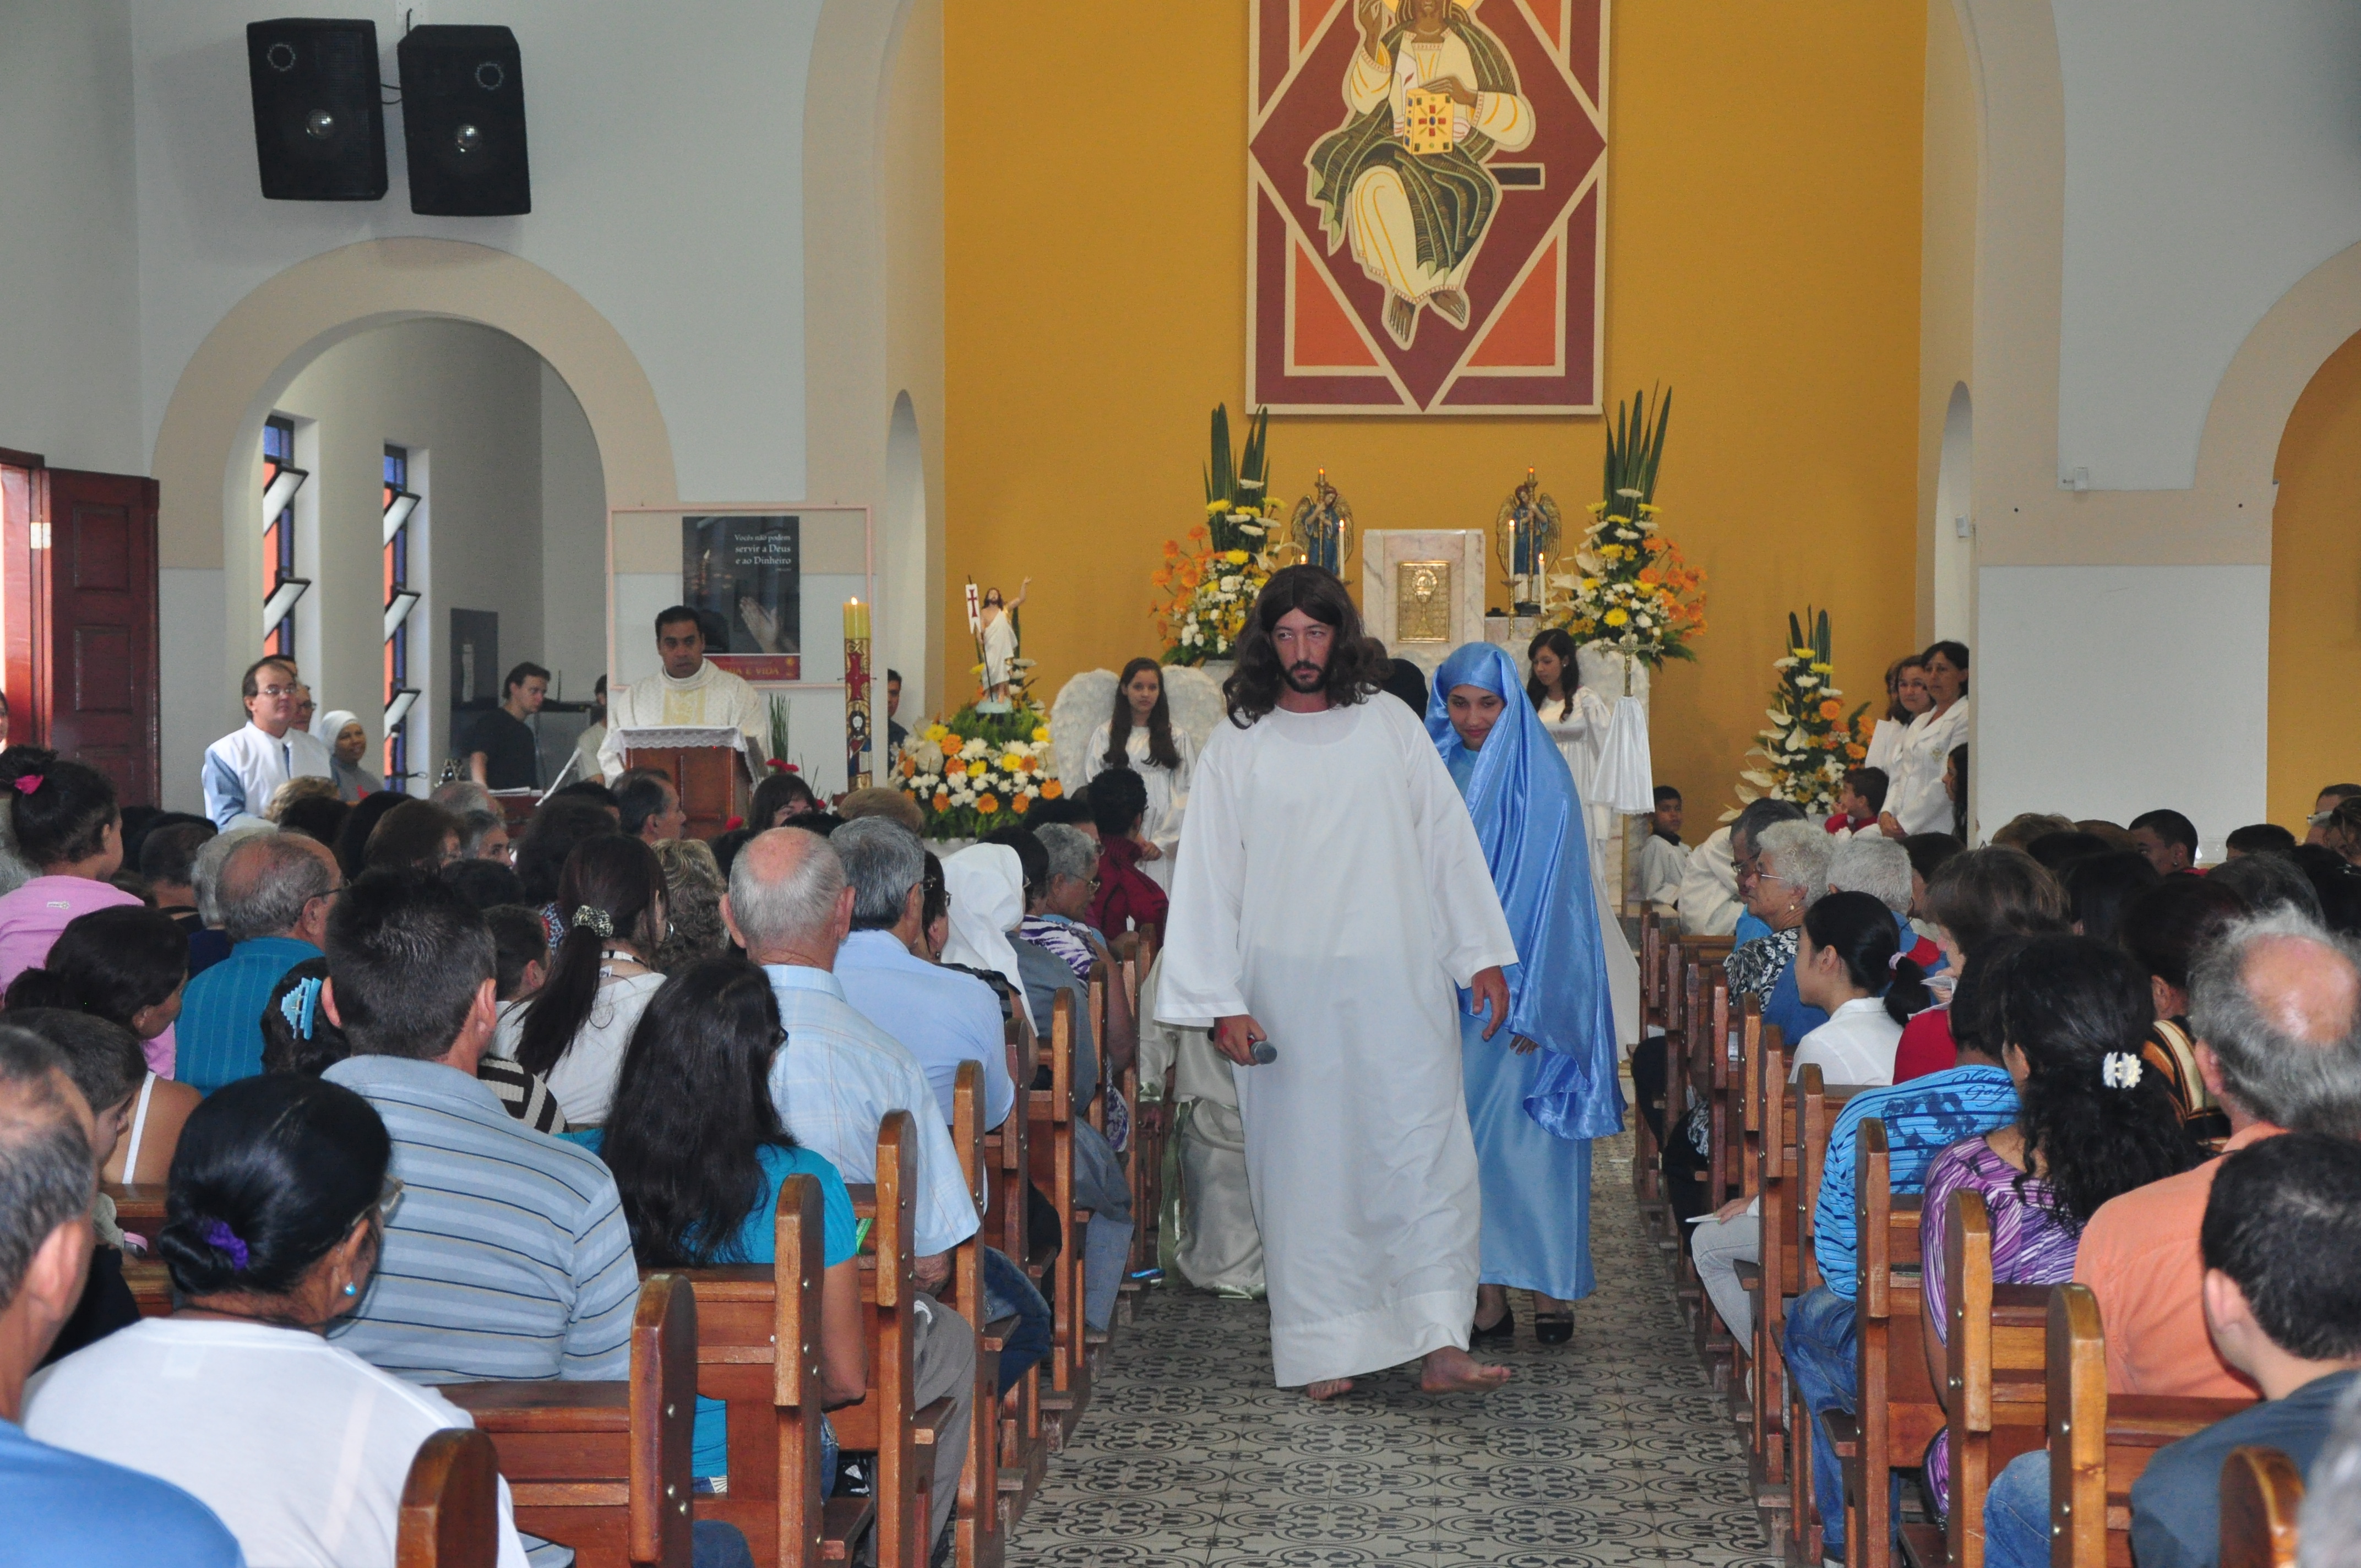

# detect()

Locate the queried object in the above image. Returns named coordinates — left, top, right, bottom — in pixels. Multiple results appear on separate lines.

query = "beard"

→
left=1285, top=660, right=1326, bottom=693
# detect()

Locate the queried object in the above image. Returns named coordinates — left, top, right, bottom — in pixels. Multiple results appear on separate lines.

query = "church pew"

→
left=1783, top=1064, right=1865, bottom=1565
left=1828, top=1118, right=1939, bottom=1568
left=101, top=1180, right=166, bottom=1235
left=980, top=1012, right=1052, bottom=1500
left=660, top=1173, right=873, bottom=1568
left=2046, top=1282, right=2255, bottom=1568
left=1894, top=1188, right=2050, bottom=1568
left=2219, top=1446, right=2303, bottom=1568
left=837, top=1111, right=959, bottom=1568
left=947, top=1062, right=1006, bottom=1568
left=399, top=1428, right=503, bottom=1568
left=1654, top=940, right=1700, bottom=1244
left=443, top=1272, right=697, bottom=1568
left=126, top=1256, right=174, bottom=1317
left=1736, top=1021, right=1796, bottom=1497
left=1119, top=927, right=1165, bottom=1292
left=1684, top=962, right=1734, bottom=1366
left=1027, top=989, right=1090, bottom=1422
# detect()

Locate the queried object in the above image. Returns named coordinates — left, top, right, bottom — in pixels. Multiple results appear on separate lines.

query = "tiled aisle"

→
left=1008, top=1131, right=1778, bottom=1566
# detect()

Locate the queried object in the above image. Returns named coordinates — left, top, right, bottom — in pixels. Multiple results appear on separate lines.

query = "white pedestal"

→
left=1361, top=529, right=1487, bottom=675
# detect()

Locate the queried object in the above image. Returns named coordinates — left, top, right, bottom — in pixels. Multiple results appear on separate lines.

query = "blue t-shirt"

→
left=1813, top=1063, right=2019, bottom=1299
left=0, top=1416, right=245, bottom=1566
left=579, top=1134, right=859, bottom=1480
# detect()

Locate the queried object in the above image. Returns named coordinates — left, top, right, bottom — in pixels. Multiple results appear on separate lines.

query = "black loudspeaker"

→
left=246, top=19, right=389, bottom=201
left=397, top=25, right=530, bottom=216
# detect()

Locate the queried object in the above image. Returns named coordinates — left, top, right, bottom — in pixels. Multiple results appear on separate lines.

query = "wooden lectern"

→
left=614, top=726, right=755, bottom=842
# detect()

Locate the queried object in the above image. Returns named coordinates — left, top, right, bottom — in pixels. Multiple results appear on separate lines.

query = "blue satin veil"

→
left=1427, top=642, right=1626, bottom=1141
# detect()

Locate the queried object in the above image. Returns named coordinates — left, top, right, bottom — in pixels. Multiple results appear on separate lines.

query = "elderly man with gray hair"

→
left=721, top=826, right=976, bottom=1556
left=173, top=832, right=343, bottom=1095
left=1980, top=908, right=2361, bottom=1568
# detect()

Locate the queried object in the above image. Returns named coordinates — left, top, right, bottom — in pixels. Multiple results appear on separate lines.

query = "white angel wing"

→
left=1049, top=669, right=1118, bottom=785
left=1161, top=665, right=1228, bottom=758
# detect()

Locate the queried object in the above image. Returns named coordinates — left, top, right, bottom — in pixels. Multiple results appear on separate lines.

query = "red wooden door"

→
left=43, top=469, right=160, bottom=807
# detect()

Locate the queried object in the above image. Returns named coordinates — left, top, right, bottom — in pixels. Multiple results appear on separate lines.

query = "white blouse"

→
left=1789, top=995, right=1904, bottom=1088
left=1890, top=698, right=1971, bottom=836
left=493, top=970, right=666, bottom=1126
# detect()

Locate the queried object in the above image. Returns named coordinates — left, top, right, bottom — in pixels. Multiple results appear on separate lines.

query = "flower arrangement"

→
left=894, top=699, right=1062, bottom=840
left=1542, top=387, right=1707, bottom=667
left=1154, top=404, right=1282, bottom=665
left=761, top=695, right=798, bottom=775
left=1735, top=608, right=1870, bottom=816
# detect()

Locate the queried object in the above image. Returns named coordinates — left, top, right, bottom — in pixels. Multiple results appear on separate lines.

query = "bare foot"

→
left=1419, top=1346, right=1513, bottom=1394
left=1304, top=1378, right=1356, bottom=1401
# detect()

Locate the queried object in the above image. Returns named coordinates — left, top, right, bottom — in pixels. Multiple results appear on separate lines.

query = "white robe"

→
left=1157, top=694, right=1516, bottom=1386
left=599, top=661, right=766, bottom=782
left=1889, top=698, right=1971, bottom=836
left=1080, top=722, right=1198, bottom=891
left=981, top=611, right=1019, bottom=692
left=1676, top=826, right=1742, bottom=937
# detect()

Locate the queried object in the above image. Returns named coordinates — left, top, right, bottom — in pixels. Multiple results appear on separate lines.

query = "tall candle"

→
left=843, top=598, right=870, bottom=640
left=844, top=598, right=872, bottom=789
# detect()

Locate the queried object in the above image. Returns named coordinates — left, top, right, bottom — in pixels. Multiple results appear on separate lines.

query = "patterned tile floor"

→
left=1008, top=1131, right=1778, bottom=1567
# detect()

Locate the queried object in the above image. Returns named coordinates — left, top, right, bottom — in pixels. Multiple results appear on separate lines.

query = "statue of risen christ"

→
left=1156, top=565, right=1516, bottom=1400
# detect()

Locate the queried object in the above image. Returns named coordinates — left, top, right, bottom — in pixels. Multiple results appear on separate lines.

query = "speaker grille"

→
left=397, top=25, right=531, bottom=217
left=246, top=19, right=388, bottom=202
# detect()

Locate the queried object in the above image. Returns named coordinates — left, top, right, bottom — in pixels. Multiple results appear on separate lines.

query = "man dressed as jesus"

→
left=1157, top=565, right=1517, bottom=1399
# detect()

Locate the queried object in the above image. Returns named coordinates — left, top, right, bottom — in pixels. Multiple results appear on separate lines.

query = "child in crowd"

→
left=1826, top=766, right=1888, bottom=837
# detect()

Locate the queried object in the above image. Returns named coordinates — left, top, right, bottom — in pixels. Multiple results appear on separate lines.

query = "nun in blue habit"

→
left=1426, top=641, right=1625, bottom=1341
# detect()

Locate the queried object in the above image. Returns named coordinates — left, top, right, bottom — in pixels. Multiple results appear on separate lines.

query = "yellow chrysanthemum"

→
left=1604, top=608, right=1630, bottom=628
left=1031, top=727, right=1050, bottom=743
left=966, top=759, right=987, bottom=778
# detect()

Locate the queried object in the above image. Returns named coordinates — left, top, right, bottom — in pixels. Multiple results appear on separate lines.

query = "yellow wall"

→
left=2269, top=328, right=2361, bottom=829
left=943, top=3, right=1926, bottom=812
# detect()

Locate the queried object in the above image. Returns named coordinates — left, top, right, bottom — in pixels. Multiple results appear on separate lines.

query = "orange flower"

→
left=1011, top=794, right=1031, bottom=814
left=976, top=794, right=999, bottom=815
left=1846, top=743, right=1867, bottom=760
left=1041, top=779, right=1064, bottom=800
left=932, top=791, right=950, bottom=812
left=1818, top=699, right=1842, bottom=721
left=900, top=756, right=917, bottom=777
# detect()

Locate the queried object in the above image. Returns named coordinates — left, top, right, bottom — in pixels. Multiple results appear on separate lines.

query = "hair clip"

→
left=10, top=775, right=40, bottom=795
left=570, top=906, right=615, bottom=938
left=1886, top=950, right=1908, bottom=971
left=201, top=1219, right=250, bottom=1271
left=2101, top=1051, right=2144, bottom=1091
left=278, top=976, right=322, bottom=1041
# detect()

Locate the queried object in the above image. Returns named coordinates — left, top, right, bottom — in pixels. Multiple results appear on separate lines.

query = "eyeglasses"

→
left=254, top=684, right=300, bottom=699
left=359, top=1174, right=405, bottom=1230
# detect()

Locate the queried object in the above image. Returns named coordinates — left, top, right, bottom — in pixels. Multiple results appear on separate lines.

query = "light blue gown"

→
left=1430, top=644, right=1625, bottom=1302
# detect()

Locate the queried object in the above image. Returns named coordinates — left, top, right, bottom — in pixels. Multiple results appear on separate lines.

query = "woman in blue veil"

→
left=1427, top=641, right=1624, bottom=1343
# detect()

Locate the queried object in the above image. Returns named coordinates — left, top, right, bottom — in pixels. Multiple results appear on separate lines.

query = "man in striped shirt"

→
left=318, top=871, right=639, bottom=1387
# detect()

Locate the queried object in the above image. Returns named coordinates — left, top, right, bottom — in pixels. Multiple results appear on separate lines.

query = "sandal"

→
left=1533, top=1312, right=1574, bottom=1345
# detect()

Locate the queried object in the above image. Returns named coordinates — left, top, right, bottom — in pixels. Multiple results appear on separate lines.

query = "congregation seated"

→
left=316, top=872, right=641, bottom=1386
left=1727, top=818, right=1832, bottom=1053
left=611, top=768, right=683, bottom=845
left=748, top=769, right=819, bottom=830
left=183, top=824, right=265, bottom=979
left=1672, top=795, right=1803, bottom=939
left=1913, top=935, right=2201, bottom=1523
left=1889, top=846, right=2072, bottom=1083
left=1787, top=890, right=1924, bottom=1087
left=2226, top=821, right=2299, bottom=858
left=0, top=750, right=143, bottom=999
left=1823, top=764, right=1886, bottom=838
left=1979, top=908, right=2361, bottom=1568
left=441, top=854, right=526, bottom=913
left=2206, top=846, right=2326, bottom=921
left=496, top=835, right=668, bottom=1127
left=719, top=825, right=976, bottom=1550
left=2126, top=1132, right=2361, bottom=1568
left=1085, top=765, right=1169, bottom=945
left=455, top=807, right=511, bottom=863
left=362, top=799, right=465, bottom=874
left=832, top=817, right=1053, bottom=1397
left=0, top=1026, right=242, bottom=1565
left=331, top=790, right=410, bottom=879
left=23, top=1072, right=536, bottom=1568
left=139, top=817, right=216, bottom=935
left=175, top=831, right=344, bottom=1095
left=2131, top=806, right=2203, bottom=875
left=6, top=905, right=195, bottom=1167
left=2060, top=847, right=2159, bottom=942
left=2022, top=827, right=2118, bottom=869
left=10, top=1010, right=153, bottom=1365
left=263, top=955, right=571, bottom=1135
left=651, top=836, right=729, bottom=972
left=276, top=793, right=351, bottom=850
left=2121, top=873, right=2250, bottom=1132
left=2292, top=842, right=2361, bottom=933
left=592, top=958, right=864, bottom=1489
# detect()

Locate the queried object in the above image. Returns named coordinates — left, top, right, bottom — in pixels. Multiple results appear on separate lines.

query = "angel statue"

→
left=976, top=578, right=1031, bottom=702
left=1494, top=467, right=1562, bottom=613
left=1288, top=469, right=1356, bottom=575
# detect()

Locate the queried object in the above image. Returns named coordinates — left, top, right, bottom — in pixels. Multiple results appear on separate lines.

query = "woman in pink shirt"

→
left=0, top=748, right=150, bottom=1042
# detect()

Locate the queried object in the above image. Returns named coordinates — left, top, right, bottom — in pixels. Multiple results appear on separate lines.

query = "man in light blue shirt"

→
left=201, top=656, right=334, bottom=831
left=0, top=1028, right=243, bottom=1566
left=722, top=826, right=976, bottom=1554
left=176, top=833, right=341, bottom=1094
left=831, top=819, right=1017, bottom=1129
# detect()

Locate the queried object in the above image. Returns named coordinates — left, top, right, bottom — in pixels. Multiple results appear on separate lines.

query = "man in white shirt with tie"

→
left=201, top=657, right=334, bottom=831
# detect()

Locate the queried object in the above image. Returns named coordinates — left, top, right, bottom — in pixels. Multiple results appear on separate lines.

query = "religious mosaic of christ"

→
left=1249, top=0, right=1608, bottom=415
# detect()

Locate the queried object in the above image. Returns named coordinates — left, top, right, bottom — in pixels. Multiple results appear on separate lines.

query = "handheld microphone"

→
left=1248, top=1039, right=1279, bottom=1065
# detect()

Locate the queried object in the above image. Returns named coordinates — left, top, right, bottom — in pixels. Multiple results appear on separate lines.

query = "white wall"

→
left=1976, top=564, right=2268, bottom=857
left=129, top=0, right=820, bottom=503
left=0, top=0, right=143, bottom=471
left=2055, top=2, right=2361, bottom=489
left=540, top=363, right=607, bottom=707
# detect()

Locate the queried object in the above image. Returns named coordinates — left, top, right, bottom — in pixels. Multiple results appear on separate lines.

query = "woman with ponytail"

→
left=494, top=835, right=668, bottom=1126
left=1914, top=936, right=2202, bottom=1521
left=0, top=747, right=141, bottom=997
left=21, top=1072, right=534, bottom=1567
left=1788, top=890, right=1927, bottom=1087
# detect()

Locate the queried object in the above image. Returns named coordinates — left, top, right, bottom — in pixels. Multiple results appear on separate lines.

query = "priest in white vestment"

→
left=1158, top=567, right=1517, bottom=1399
left=599, top=606, right=768, bottom=782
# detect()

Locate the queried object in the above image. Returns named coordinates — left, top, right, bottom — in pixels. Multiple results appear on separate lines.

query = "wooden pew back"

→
left=1851, top=1118, right=1936, bottom=1568
left=835, top=1111, right=942, bottom=1568
left=1929, top=1189, right=2050, bottom=1568
left=398, top=1428, right=502, bottom=1568
left=2220, top=1446, right=2303, bottom=1568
